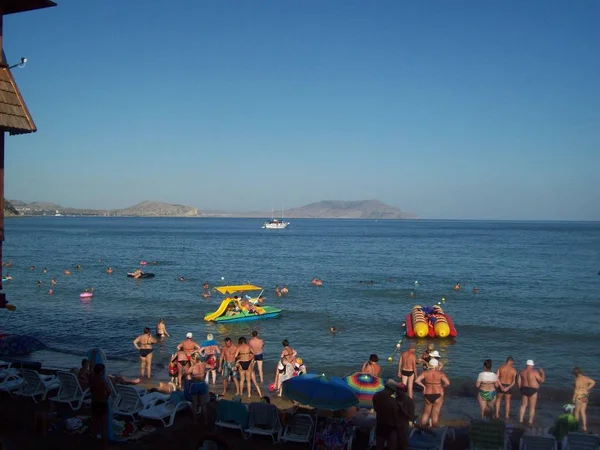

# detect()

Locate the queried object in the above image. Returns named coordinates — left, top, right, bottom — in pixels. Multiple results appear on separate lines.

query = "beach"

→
left=2, top=217, right=599, bottom=432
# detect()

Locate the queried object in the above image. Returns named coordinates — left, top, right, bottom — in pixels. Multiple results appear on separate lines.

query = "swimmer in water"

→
left=48, top=289, right=53, bottom=295
left=42, top=268, right=47, bottom=274
left=281, top=284, right=289, bottom=295
left=107, top=267, right=113, bottom=274
left=179, top=276, right=185, bottom=282
left=30, top=265, right=36, bottom=271
left=453, top=282, right=461, bottom=291
left=275, top=285, right=281, bottom=297
left=312, top=278, right=323, bottom=286
left=64, top=269, right=71, bottom=276
left=36, top=280, right=42, bottom=287
left=51, top=278, right=57, bottom=285
left=330, top=326, right=336, bottom=334
left=473, top=287, right=478, bottom=293
left=75, top=264, right=81, bottom=270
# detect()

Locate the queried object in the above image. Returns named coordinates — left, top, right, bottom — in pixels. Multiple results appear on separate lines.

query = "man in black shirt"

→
left=373, top=379, right=402, bottom=450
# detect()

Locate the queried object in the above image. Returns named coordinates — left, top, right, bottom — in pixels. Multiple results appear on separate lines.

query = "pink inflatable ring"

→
left=80, top=292, right=94, bottom=299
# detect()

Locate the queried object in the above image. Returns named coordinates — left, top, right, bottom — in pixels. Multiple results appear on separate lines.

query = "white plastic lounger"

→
left=138, top=399, right=192, bottom=427
left=113, top=384, right=169, bottom=420
left=49, top=371, right=90, bottom=410
left=14, top=369, right=60, bottom=402
left=281, top=413, right=314, bottom=443
left=0, top=373, right=24, bottom=395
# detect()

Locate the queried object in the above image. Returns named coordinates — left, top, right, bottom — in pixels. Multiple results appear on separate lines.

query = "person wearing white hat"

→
left=415, top=357, right=450, bottom=429
left=518, top=359, right=545, bottom=426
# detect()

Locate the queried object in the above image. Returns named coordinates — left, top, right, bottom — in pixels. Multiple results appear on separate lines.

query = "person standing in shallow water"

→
left=476, top=359, right=499, bottom=418
left=414, top=358, right=450, bottom=429
left=249, top=331, right=265, bottom=383
left=518, top=359, right=545, bottom=426
left=495, top=356, right=517, bottom=419
left=133, top=327, right=157, bottom=378
left=572, top=367, right=595, bottom=432
left=398, top=344, right=417, bottom=399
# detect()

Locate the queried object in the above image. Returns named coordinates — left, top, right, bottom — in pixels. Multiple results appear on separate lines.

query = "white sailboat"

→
left=262, top=206, right=290, bottom=229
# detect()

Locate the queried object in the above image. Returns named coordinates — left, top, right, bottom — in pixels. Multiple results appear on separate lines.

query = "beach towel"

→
left=248, top=402, right=279, bottom=430
left=216, top=400, right=249, bottom=428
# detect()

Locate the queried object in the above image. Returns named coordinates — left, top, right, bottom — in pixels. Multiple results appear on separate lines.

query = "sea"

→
left=2, top=217, right=599, bottom=426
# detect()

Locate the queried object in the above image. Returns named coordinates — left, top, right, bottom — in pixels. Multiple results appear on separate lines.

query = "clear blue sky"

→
left=4, top=0, right=599, bottom=220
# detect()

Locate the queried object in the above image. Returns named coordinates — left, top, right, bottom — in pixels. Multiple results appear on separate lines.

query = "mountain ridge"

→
left=8, top=199, right=416, bottom=219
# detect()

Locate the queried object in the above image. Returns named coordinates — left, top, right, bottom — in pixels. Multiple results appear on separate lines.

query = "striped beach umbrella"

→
left=343, top=372, right=385, bottom=408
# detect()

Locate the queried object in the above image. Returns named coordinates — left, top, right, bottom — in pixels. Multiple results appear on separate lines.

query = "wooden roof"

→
left=0, top=0, right=56, bottom=15
left=0, top=54, right=36, bottom=135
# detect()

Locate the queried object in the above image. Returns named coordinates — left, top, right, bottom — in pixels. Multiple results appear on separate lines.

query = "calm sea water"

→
left=2, top=217, right=599, bottom=421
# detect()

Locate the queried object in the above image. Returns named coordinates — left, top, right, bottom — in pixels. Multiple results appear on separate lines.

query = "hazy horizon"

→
left=5, top=1, right=599, bottom=221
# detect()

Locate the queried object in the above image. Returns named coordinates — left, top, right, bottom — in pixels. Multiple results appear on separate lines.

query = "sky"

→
left=4, top=0, right=600, bottom=220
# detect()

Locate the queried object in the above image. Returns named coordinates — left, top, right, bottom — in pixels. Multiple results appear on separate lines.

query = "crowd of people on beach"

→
left=133, top=325, right=308, bottom=402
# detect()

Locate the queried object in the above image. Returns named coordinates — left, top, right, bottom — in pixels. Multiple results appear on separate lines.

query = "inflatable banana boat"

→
left=405, top=304, right=457, bottom=339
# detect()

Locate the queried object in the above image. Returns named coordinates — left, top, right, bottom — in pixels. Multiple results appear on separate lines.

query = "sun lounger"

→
left=0, top=366, right=20, bottom=381
left=0, top=373, right=23, bottom=395
left=245, top=402, right=283, bottom=443
left=519, top=435, right=557, bottom=450
left=215, top=399, right=249, bottom=438
left=49, top=371, right=90, bottom=410
left=410, top=427, right=455, bottom=450
left=282, top=413, right=314, bottom=443
left=469, top=419, right=507, bottom=450
left=14, top=369, right=60, bottom=402
left=561, top=433, right=600, bottom=450
left=138, top=397, right=192, bottom=427
left=113, top=384, right=170, bottom=420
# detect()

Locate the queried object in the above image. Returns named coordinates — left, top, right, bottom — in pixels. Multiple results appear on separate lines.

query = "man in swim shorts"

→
left=572, top=367, right=596, bottom=432
left=219, top=337, right=240, bottom=396
left=249, top=330, right=265, bottom=383
left=518, top=359, right=545, bottom=426
left=133, top=327, right=157, bottom=378
left=495, top=356, right=517, bottom=419
left=398, top=344, right=417, bottom=398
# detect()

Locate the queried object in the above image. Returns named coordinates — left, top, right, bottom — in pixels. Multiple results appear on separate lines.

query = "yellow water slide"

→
left=204, top=299, right=232, bottom=321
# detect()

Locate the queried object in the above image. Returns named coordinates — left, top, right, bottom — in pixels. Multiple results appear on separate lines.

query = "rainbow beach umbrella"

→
left=343, top=372, right=385, bottom=408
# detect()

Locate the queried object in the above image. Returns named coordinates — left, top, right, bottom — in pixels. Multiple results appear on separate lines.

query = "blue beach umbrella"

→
left=282, top=373, right=359, bottom=410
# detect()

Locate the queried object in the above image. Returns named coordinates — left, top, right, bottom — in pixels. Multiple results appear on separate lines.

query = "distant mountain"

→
left=113, top=201, right=198, bottom=217
left=283, top=200, right=415, bottom=219
left=4, top=199, right=19, bottom=216
left=9, top=200, right=198, bottom=217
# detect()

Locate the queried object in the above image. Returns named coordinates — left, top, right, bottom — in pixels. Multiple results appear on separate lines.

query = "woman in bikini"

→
left=281, top=339, right=297, bottom=364
left=572, top=367, right=596, bottom=432
left=235, top=337, right=262, bottom=398
left=476, top=359, right=500, bottom=418
left=133, top=327, right=157, bottom=378
left=415, top=358, right=450, bottom=428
